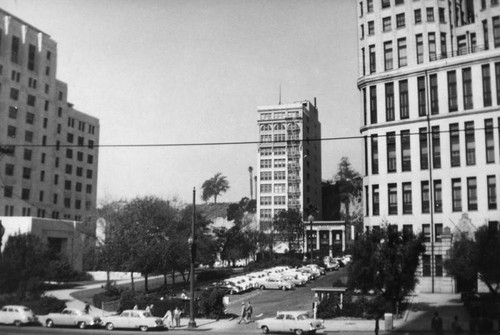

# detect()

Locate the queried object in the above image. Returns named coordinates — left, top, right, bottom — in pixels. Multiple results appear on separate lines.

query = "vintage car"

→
left=100, top=310, right=164, bottom=332
left=275, top=274, right=307, bottom=287
left=0, top=305, right=37, bottom=326
left=213, top=280, right=244, bottom=294
left=257, top=310, right=324, bottom=335
left=258, top=277, right=295, bottom=290
left=40, top=307, right=101, bottom=329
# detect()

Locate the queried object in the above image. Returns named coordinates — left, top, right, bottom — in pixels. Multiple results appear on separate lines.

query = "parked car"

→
left=275, top=274, right=307, bottom=287
left=257, top=310, right=324, bottom=334
left=303, top=264, right=326, bottom=275
left=297, top=267, right=320, bottom=279
left=258, top=277, right=295, bottom=290
left=0, top=305, right=37, bottom=326
left=230, top=276, right=253, bottom=291
left=39, top=307, right=101, bottom=329
left=246, top=272, right=269, bottom=288
left=323, top=256, right=340, bottom=271
left=100, top=310, right=164, bottom=332
left=213, top=281, right=244, bottom=295
left=285, top=269, right=313, bottom=282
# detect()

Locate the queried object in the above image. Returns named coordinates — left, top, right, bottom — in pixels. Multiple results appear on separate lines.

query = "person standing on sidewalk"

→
left=432, top=311, right=443, bottom=335
left=237, top=302, right=247, bottom=324
left=244, top=301, right=253, bottom=324
left=173, top=307, right=181, bottom=328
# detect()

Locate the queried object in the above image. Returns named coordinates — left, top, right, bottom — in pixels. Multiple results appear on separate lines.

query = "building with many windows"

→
left=256, top=100, right=322, bottom=239
left=0, top=8, right=99, bottom=223
left=358, top=0, right=500, bottom=292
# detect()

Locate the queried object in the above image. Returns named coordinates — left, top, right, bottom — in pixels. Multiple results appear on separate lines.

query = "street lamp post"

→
left=308, top=215, right=314, bottom=264
left=188, top=188, right=197, bottom=329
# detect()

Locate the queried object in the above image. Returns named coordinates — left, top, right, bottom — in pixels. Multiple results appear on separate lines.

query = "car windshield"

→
left=297, top=314, right=310, bottom=320
left=23, top=308, right=32, bottom=312
left=143, top=312, right=152, bottom=317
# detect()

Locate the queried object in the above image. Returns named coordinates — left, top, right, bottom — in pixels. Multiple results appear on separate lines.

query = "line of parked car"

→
left=0, top=305, right=164, bottom=332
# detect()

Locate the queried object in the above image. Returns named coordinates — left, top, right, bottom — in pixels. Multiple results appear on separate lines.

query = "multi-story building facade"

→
left=0, top=8, right=99, bottom=223
left=358, top=0, right=500, bottom=293
left=256, top=100, right=322, bottom=240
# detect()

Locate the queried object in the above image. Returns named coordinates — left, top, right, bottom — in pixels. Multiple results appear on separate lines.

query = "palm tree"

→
left=201, top=172, right=230, bottom=204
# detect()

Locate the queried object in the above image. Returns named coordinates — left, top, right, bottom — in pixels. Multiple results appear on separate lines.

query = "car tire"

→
left=46, top=319, right=54, bottom=328
left=295, top=329, right=304, bottom=335
left=140, top=325, right=148, bottom=332
left=261, top=325, right=270, bottom=334
left=78, top=321, right=86, bottom=329
left=14, top=320, right=21, bottom=327
left=106, top=322, right=114, bottom=331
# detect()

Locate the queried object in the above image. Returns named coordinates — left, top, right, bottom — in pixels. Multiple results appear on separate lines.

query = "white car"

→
left=100, top=310, right=164, bottom=332
left=40, top=307, right=101, bottom=329
left=257, top=310, right=324, bottom=334
left=303, top=264, right=326, bottom=275
left=246, top=272, right=269, bottom=288
left=0, top=305, right=37, bottom=326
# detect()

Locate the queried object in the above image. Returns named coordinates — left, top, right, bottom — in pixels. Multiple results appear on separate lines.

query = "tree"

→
left=273, top=209, right=304, bottom=252
left=445, top=225, right=500, bottom=296
left=201, top=172, right=230, bottom=204
left=333, top=157, right=362, bottom=244
left=348, top=226, right=425, bottom=312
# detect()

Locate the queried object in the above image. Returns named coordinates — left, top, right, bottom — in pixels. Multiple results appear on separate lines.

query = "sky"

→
left=0, top=0, right=361, bottom=205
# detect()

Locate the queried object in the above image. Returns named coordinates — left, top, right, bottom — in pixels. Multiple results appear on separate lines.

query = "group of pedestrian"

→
left=162, top=307, right=182, bottom=329
left=237, top=301, right=253, bottom=324
left=431, top=311, right=463, bottom=335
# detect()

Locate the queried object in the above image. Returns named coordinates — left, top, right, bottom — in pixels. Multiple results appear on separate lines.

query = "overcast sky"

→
left=1, top=0, right=361, bottom=205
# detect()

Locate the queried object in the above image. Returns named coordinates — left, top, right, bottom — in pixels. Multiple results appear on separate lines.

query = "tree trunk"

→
left=171, top=270, right=176, bottom=286
left=130, top=271, right=135, bottom=292
left=144, top=273, right=149, bottom=293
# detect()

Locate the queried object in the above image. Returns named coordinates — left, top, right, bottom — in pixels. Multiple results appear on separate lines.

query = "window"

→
left=274, top=171, right=285, bottom=180
left=25, top=131, right=33, bottom=143
left=274, top=196, right=286, bottom=205
left=7, top=125, right=16, bottom=138
left=434, top=180, right=442, bottom=212
left=382, top=0, right=390, bottom=8
left=485, top=119, right=495, bottom=163
left=369, top=45, right=376, bottom=73
left=274, top=183, right=286, bottom=193
left=4, top=186, right=13, bottom=198
left=23, top=149, right=32, bottom=161
left=66, top=149, right=73, bottom=159
left=400, top=130, right=411, bottom=171
left=450, top=123, right=460, bottom=167
left=416, top=34, right=424, bottom=64
left=426, top=7, right=435, bottom=22
left=371, top=135, right=379, bottom=174
left=397, top=38, right=407, bottom=67
left=86, top=185, right=92, bottom=194
left=415, top=9, right=422, bottom=24
left=435, top=255, right=443, bottom=276
left=494, top=16, right=500, bottom=48
left=5, top=163, right=14, bottom=176
left=395, top=0, right=404, bottom=4
left=76, top=167, right=83, bottom=177
left=10, top=88, right=19, bottom=101
left=373, top=185, right=380, bottom=215
left=370, top=85, right=377, bottom=124
left=471, top=32, right=477, bottom=53
left=452, top=178, right=462, bottom=212
left=439, top=7, right=446, bottom=23
left=399, top=79, right=409, bottom=118
left=458, top=35, right=467, bottom=55
left=429, top=33, right=437, bottom=61
left=384, top=41, right=393, bottom=70
left=421, top=181, right=430, bottom=213
left=360, top=24, right=364, bottom=40
left=25, top=112, right=35, bottom=124
left=260, top=159, right=272, bottom=168
left=483, top=64, right=492, bottom=107
left=8, top=106, right=17, bottom=119
left=430, top=74, right=439, bottom=114
left=383, top=17, right=391, bottom=32
left=27, top=95, right=36, bottom=107
left=274, top=158, right=285, bottom=168
left=260, top=148, right=272, bottom=156
left=422, top=254, right=431, bottom=276
left=432, top=126, right=441, bottom=169
left=448, top=71, right=458, bottom=112
left=465, top=121, right=476, bottom=166
left=467, top=177, right=478, bottom=211
left=383, top=132, right=397, bottom=174
left=488, top=175, right=497, bottom=209
left=396, top=13, right=405, bottom=28
left=483, top=20, right=489, bottom=52
left=23, top=167, right=31, bottom=180
left=21, top=188, right=30, bottom=200
left=418, top=76, right=426, bottom=116
left=65, top=164, right=72, bottom=175
left=368, top=21, right=375, bottom=35
left=11, top=36, right=19, bottom=63
left=441, top=33, right=448, bottom=58
left=385, top=83, right=394, bottom=121
left=420, top=128, right=429, bottom=170
left=463, top=68, right=473, bottom=110
left=388, top=183, right=397, bottom=215
left=367, top=0, right=373, bottom=13
left=403, top=182, right=412, bottom=214
left=261, top=184, right=271, bottom=193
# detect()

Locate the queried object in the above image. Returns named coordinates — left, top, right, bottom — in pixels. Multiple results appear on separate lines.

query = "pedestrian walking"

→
left=84, top=302, right=91, bottom=314
left=237, top=302, right=247, bottom=324
left=244, top=301, right=253, bottom=324
left=173, top=307, right=181, bottom=328
left=431, top=311, right=443, bottom=335
left=163, top=309, right=173, bottom=329
left=451, top=315, right=463, bottom=334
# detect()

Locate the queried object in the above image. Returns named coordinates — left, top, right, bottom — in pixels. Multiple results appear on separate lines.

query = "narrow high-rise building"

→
left=0, top=8, right=100, bottom=223
left=256, top=100, right=322, bottom=240
left=358, top=0, right=500, bottom=292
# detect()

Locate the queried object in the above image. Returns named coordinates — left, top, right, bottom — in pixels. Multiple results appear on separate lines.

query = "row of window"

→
left=4, top=162, right=94, bottom=182
left=261, top=158, right=302, bottom=168
left=363, top=64, right=500, bottom=126
left=361, top=7, right=446, bottom=40
left=360, top=0, right=406, bottom=16
left=260, top=147, right=302, bottom=156
left=362, top=17, right=500, bottom=76
left=260, top=196, right=287, bottom=206
left=5, top=124, right=96, bottom=149
left=365, top=175, right=497, bottom=217
left=259, top=111, right=300, bottom=120
left=3, top=31, right=53, bottom=73
left=366, top=118, right=499, bottom=175
left=4, top=203, right=92, bottom=218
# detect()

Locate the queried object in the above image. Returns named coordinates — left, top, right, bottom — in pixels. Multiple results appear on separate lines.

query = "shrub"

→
left=197, top=289, right=226, bottom=319
left=317, top=291, right=390, bottom=319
